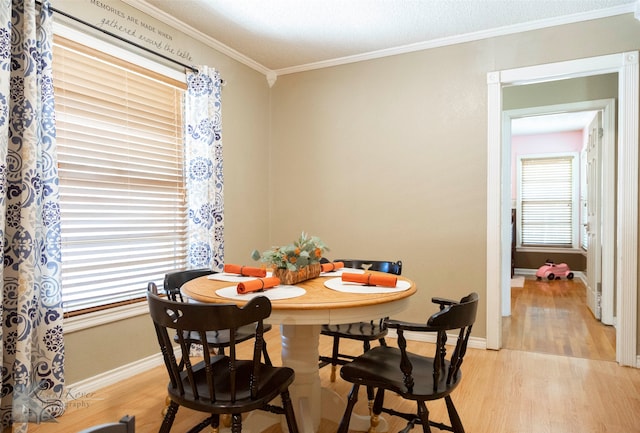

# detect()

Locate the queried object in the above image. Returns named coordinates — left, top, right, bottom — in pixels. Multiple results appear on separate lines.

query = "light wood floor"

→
left=29, top=289, right=639, bottom=433
left=502, top=276, right=616, bottom=361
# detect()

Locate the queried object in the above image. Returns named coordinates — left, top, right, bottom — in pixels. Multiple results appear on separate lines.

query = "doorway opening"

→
left=486, top=51, right=639, bottom=367
left=503, top=101, right=616, bottom=361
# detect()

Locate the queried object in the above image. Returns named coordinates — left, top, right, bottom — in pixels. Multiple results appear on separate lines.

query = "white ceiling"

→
left=512, top=111, right=598, bottom=135
left=123, top=0, right=636, bottom=134
left=127, top=0, right=637, bottom=74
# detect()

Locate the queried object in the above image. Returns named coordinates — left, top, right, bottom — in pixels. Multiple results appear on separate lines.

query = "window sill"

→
left=516, top=246, right=584, bottom=254
left=63, top=302, right=149, bottom=334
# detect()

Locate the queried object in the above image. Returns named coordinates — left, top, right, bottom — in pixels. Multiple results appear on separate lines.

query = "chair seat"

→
left=175, top=323, right=273, bottom=347
left=170, top=357, right=296, bottom=414
left=340, top=346, right=458, bottom=400
left=321, top=322, right=387, bottom=342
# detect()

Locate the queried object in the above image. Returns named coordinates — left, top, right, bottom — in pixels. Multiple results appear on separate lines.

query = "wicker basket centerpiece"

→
left=273, top=262, right=322, bottom=285
left=251, top=232, right=328, bottom=285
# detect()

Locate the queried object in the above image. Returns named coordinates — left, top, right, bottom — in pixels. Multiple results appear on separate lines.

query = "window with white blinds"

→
left=53, top=37, right=188, bottom=314
left=518, top=155, right=578, bottom=248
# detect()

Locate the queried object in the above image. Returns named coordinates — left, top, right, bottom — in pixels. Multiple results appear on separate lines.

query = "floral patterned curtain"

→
left=0, top=0, right=65, bottom=430
left=184, top=67, right=224, bottom=270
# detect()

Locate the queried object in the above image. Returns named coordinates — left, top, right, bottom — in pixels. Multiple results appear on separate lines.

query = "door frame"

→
left=486, top=52, right=639, bottom=367
left=502, top=99, right=615, bottom=324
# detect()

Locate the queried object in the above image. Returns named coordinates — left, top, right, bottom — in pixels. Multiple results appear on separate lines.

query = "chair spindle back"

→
left=147, top=290, right=271, bottom=404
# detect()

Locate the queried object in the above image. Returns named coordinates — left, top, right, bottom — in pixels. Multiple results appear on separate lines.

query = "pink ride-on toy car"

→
left=536, top=260, right=574, bottom=280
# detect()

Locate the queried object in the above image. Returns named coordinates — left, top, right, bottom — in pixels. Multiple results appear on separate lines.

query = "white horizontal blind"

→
left=53, top=37, right=187, bottom=313
left=520, top=156, right=574, bottom=247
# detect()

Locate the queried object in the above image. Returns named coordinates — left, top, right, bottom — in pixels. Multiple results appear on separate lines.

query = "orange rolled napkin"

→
left=224, top=264, right=267, bottom=278
left=321, top=261, right=345, bottom=272
left=237, top=277, right=281, bottom=294
left=341, top=272, right=397, bottom=288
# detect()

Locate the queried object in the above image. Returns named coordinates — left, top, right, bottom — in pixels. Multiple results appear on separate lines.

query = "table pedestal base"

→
left=280, top=323, right=387, bottom=433
left=280, top=323, right=322, bottom=433
left=239, top=323, right=387, bottom=433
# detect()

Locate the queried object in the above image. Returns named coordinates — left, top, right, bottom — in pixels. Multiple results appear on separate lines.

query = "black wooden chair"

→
left=147, top=290, right=299, bottom=433
left=319, top=259, right=403, bottom=381
left=337, top=292, right=479, bottom=433
left=162, top=269, right=272, bottom=365
left=77, top=415, right=135, bottom=433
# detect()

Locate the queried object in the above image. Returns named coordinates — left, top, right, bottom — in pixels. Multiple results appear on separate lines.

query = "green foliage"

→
left=251, top=232, right=329, bottom=270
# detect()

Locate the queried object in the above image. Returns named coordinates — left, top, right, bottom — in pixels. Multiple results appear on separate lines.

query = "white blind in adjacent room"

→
left=519, top=155, right=575, bottom=247
left=53, top=37, right=187, bottom=314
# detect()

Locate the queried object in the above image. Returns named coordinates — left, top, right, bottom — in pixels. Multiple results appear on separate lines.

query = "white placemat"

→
left=215, top=285, right=306, bottom=301
left=208, top=272, right=273, bottom=283
left=323, top=277, right=411, bottom=294
left=320, top=267, right=366, bottom=277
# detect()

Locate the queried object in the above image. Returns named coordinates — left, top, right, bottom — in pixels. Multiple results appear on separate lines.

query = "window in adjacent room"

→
left=53, top=36, right=187, bottom=314
left=517, top=154, right=579, bottom=248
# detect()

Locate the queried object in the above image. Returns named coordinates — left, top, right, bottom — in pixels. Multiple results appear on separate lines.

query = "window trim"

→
left=54, top=22, right=185, bottom=85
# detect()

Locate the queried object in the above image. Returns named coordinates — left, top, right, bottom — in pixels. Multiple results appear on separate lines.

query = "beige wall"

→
left=503, top=74, right=618, bottom=109
left=268, top=14, right=640, bottom=341
left=269, top=47, right=489, bottom=332
left=57, top=2, right=640, bottom=385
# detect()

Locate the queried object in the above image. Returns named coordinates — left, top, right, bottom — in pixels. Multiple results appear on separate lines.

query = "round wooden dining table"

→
left=182, top=270, right=417, bottom=433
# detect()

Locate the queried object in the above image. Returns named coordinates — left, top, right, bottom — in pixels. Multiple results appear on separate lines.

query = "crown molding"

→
left=121, top=0, right=272, bottom=77
left=123, top=1, right=635, bottom=82
left=274, top=4, right=636, bottom=76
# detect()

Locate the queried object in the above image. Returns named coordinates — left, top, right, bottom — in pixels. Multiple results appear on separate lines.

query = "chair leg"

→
left=445, top=395, right=465, bottom=433
left=330, top=335, right=340, bottom=382
left=230, top=414, right=242, bottom=433
left=366, top=386, right=375, bottom=415
left=209, top=414, right=220, bottom=433
left=159, top=400, right=179, bottom=433
left=361, top=340, right=376, bottom=412
left=162, top=394, right=171, bottom=416
left=416, top=401, right=432, bottom=433
left=281, top=389, right=299, bottom=433
left=337, top=384, right=360, bottom=433
left=369, top=388, right=385, bottom=433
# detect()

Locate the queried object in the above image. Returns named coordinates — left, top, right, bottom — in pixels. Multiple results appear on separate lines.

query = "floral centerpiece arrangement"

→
left=251, top=232, right=329, bottom=284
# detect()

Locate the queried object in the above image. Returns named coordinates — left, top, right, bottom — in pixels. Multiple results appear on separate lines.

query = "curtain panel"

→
left=0, top=0, right=65, bottom=430
left=184, top=67, right=224, bottom=271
